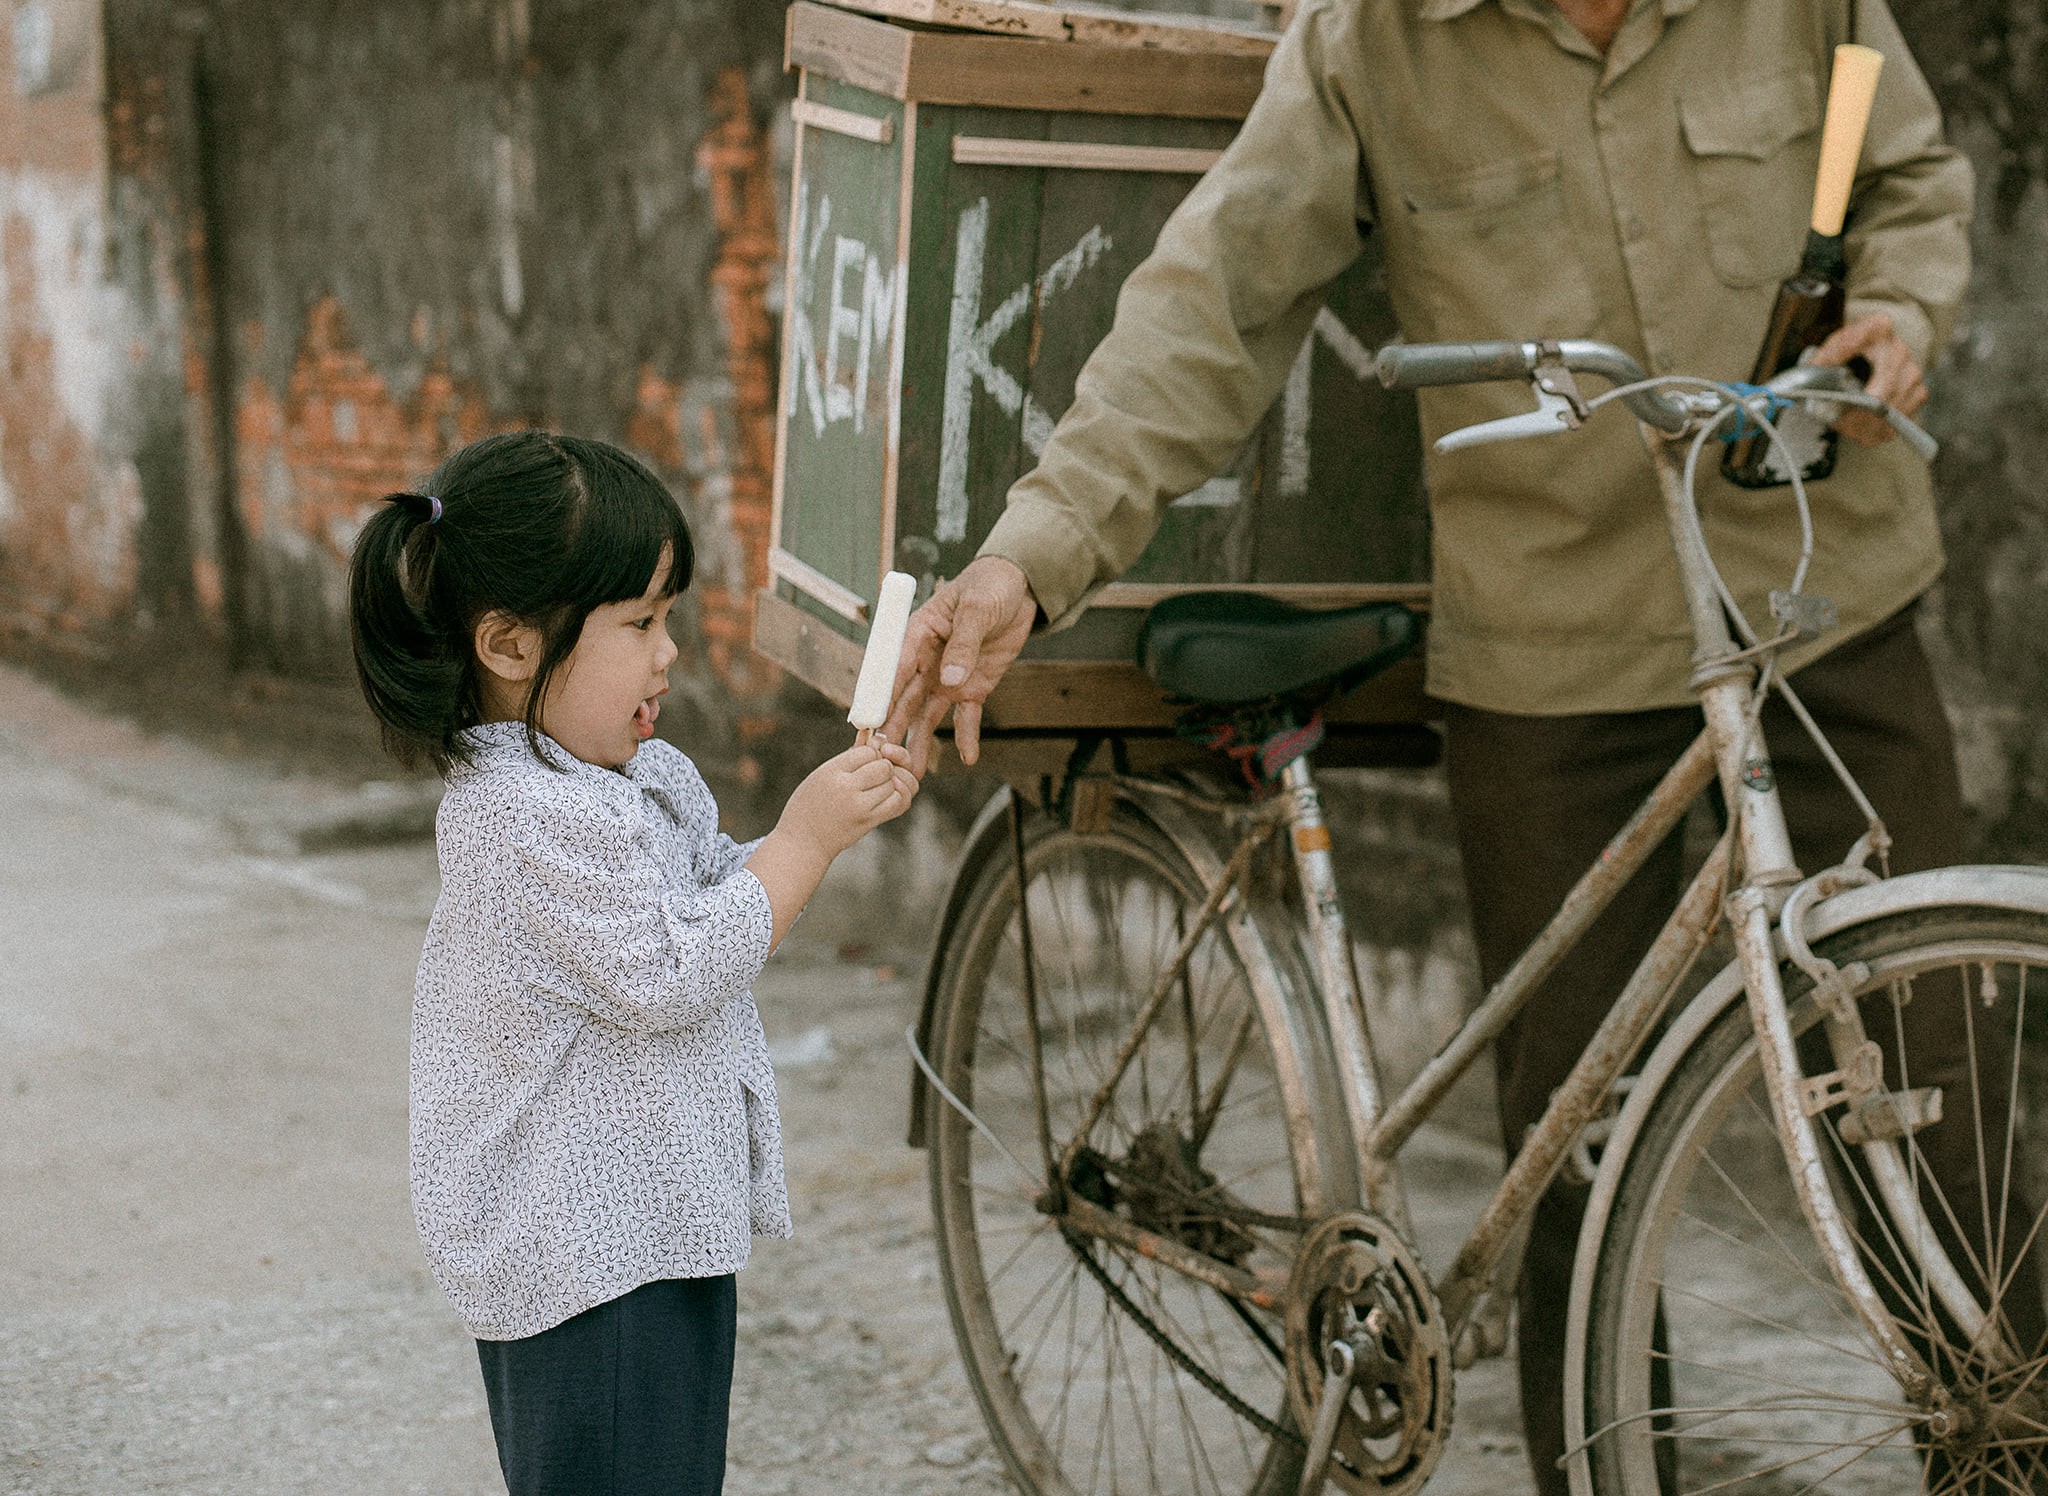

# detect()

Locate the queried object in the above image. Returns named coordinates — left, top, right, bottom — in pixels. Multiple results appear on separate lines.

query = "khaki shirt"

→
left=980, top=0, right=1971, bottom=714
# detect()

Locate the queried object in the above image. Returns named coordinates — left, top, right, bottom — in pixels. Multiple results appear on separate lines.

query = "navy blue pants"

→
left=475, top=1275, right=737, bottom=1496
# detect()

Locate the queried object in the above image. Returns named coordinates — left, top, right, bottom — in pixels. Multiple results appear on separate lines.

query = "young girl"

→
left=347, top=430, right=916, bottom=1495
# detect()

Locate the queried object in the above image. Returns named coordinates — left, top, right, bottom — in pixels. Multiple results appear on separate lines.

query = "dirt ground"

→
left=0, top=661, right=1530, bottom=1495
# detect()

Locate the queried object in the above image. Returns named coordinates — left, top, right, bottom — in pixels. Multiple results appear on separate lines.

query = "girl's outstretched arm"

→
left=506, top=788, right=774, bottom=1033
left=746, top=741, right=918, bottom=950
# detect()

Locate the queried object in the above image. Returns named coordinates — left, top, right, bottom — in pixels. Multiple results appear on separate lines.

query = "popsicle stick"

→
left=1811, top=44, right=1884, bottom=237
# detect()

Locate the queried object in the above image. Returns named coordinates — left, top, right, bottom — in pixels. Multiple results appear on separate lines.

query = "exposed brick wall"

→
left=692, top=65, right=783, bottom=703
left=15, top=0, right=2042, bottom=878
left=233, top=295, right=495, bottom=570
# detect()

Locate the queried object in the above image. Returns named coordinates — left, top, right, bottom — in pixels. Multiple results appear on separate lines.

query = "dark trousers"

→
left=1443, top=603, right=2041, bottom=1494
left=475, top=1275, right=737, bottom=1496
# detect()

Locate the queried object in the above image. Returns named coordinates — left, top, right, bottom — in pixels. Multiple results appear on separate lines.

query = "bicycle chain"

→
left=1061, top=1224, right=1307, bottom=1451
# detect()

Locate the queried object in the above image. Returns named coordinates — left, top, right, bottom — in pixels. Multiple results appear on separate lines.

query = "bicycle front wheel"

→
left=925, top=793, right=1357, bottom=1496
left=1580, top=907, right=2048, bottom=1495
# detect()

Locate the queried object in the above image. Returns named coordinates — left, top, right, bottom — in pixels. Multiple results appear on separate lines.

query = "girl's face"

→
left=535, top=567, right=680, bottom=769
left=536, top=578, right=679, bottom=769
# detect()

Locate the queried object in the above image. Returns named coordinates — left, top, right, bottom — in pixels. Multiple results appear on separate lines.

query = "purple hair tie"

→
left=425, top=494, right=443, bottom=524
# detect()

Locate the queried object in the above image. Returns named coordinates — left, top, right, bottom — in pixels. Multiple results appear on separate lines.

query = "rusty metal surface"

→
left=1437, top=827, right=1734, bottom=1333
left=1281, top=756, right=1409, bottom=1235
left=1054, top=821, right=1269, bottom=1181
left=1057, top=1195, right=1288, bottom=1311
left=1725, top=882, right=1937, bottom=1394
left=1367, top=729, right=1719, bottom=1162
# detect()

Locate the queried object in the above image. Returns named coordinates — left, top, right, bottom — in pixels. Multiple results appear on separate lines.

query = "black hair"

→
left=347, top=430, right=694, bottom=774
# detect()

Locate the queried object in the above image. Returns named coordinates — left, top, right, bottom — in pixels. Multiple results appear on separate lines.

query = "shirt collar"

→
left=454, top=719, right=645, bottom=783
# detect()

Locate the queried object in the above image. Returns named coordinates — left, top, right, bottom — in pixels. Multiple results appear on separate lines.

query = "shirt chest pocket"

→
left=1681, top=68, right=1824, bottom=289
left=1390, top=150, right=1596, bottom=344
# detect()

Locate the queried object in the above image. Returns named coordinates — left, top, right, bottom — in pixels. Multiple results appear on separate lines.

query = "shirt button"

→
left=1621, top=212, right=1646, bottom=243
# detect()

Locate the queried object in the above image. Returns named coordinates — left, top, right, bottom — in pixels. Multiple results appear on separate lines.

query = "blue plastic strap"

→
left=1717, top=383, right=1791, bottom=442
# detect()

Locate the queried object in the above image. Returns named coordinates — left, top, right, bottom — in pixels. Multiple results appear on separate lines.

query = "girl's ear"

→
left=474, top=610, right=543, bottom=684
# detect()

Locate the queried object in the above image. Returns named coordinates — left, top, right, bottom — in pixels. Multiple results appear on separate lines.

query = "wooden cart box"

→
left=756, top=0, right=1434, bottom=759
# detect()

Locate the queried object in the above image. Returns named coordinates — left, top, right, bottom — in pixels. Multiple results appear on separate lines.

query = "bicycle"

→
left=905, top=337, right=2048, bottom=1496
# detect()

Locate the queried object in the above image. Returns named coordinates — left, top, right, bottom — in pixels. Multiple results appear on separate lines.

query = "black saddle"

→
left=1136, top=593, right=1420, bottom=707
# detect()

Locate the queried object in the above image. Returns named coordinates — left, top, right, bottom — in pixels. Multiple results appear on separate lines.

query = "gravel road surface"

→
left=0, top=663, right=1530, bottom=1495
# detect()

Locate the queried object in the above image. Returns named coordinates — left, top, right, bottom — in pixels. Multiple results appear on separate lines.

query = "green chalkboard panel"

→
left=766, top=1, right=1432, bottom=730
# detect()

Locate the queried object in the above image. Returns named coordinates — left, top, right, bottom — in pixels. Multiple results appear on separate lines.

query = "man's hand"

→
left=882, top=556, right=1037, bottom=774
left=1811, top=311, right=1928, bottom=448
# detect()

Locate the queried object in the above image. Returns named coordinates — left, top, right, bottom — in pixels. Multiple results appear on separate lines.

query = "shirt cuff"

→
left=979, top=496, right=1104, bottom=633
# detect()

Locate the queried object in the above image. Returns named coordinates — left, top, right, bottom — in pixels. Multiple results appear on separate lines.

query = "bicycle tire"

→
left=925, top=791, right=1359, bottom=1496
left=1579, top=907, right=2048, bottom=1496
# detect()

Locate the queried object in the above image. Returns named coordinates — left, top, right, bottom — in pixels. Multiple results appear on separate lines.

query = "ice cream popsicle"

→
left=848, top=570, right=918, bottom=732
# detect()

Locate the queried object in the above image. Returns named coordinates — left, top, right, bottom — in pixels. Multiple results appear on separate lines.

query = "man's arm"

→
left=887, top=0, right=1374, bottom=766
left=1813, top=0, right=1973, bottom=445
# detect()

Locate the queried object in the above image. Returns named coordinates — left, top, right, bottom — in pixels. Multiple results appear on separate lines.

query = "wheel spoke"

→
left=929, top=819, right=1312, bottom=1493
left=1583, top=919, right=2048, bottom=1496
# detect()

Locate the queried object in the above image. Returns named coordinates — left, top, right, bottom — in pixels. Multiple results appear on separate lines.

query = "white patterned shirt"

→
left=410, top=721, right=790, bottom=1341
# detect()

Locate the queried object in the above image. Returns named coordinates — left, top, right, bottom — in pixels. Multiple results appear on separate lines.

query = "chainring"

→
left=1284, top=1211, right=1453, bottom=1495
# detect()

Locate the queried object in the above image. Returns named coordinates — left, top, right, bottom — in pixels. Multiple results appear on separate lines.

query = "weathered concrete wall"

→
left=2, top=0, right=2044, bottom=861
left=1903, top=0, right=2048, bottom=858
left=0, top=0, right=153, bottom=655
left=27, top=0, right=826, bottom=801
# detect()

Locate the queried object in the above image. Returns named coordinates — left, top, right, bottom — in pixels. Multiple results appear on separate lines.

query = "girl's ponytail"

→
left=348, top=492, right=471, bottom=771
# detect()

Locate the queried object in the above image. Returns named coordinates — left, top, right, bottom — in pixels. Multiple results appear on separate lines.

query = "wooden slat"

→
left=951, top=135, right=1223, bottom=174
left=754, top=589, right=865, bottom=707
left=879, top=97, right=917, bottom=578
left=768, top=546, right=871, bottom=623
left=903, top=29, right=1266, bottom=118
left=978, top=653, right=1430, bottom=731
left=1059, top=3, right=1276, bottom=56
left=767, top=71, right=810, bottom=604
left=755, top=587, right=1434, bottom=729
left=787, top=2, right=912, bottom=98
left=815, top=0, right=1279, bottom=56
left=792, top=97, right=894, bottom=143
left=954, top=722, right=1440, bottom=785
left=788, top=3, right=1267, bottom=119
left=819, top=0, right=1068, bottom=42
left=1093, top=581, right=1432, bottom=609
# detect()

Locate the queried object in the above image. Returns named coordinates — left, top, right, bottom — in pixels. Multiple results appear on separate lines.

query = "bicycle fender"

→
left=1560, top=863, right=2048, bottom=1496
left=907, top=784, right=1018, bottom=1148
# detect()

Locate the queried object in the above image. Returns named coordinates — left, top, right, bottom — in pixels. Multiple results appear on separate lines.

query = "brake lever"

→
left=1433, top=386, right=1580, bottom=454
left=1432, top=342, right=1593, bottom=454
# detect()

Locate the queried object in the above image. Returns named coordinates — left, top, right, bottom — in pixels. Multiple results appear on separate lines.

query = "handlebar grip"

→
left=1374, top=341, right=1534, bottom=390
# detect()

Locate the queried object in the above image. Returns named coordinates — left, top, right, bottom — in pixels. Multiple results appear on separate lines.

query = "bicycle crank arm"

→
left=1297, top=1338, right=1358, bottom=1496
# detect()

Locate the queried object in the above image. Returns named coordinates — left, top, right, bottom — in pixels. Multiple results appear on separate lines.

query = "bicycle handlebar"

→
left=1375, top=340, right=1693, bottom=433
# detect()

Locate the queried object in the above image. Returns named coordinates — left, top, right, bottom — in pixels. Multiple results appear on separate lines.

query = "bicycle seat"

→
left=1135, top=593, right=1420, bottom=706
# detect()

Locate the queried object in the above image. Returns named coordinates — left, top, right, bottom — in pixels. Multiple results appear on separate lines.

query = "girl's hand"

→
left=779, top=741, right=919, bottom=862
left=747, top=742, right=918, bottom=951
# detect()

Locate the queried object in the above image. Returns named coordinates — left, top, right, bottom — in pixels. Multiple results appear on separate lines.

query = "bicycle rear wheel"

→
left=925, top=793, right=1356, bottom=1496
left=1579, top=908, right=2048, bottom=1495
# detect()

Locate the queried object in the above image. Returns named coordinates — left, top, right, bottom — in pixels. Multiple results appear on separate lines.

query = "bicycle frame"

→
left=1267, top=417, right=1959, bottom=1392
left=1047, top=420, right=1964, bottom=1395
